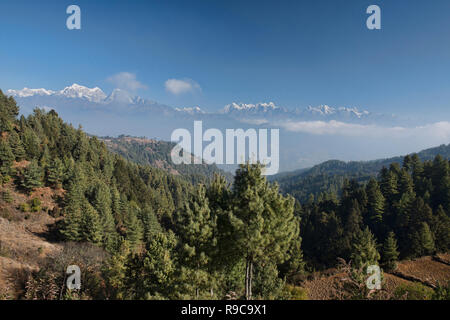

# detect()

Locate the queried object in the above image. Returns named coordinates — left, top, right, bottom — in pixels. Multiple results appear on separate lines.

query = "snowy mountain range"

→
left=5, top=84, right=446, bottom=172
left=7, top=84, right=390, bottom=124
left=7, top=84, right=148, bottom=105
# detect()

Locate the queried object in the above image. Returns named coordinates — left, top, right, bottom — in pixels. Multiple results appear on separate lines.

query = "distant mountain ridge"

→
left=7, top=84, right=388, bottom=123
left=272, top=143, right=450, bottom=203
left=8, top=83, right=444, bottom=172
left=100, top=135, right=232, bottom=183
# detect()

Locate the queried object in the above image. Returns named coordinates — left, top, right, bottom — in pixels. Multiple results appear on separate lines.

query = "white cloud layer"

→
left=165, top=78, right=201, bottom=95
left=107, top=72, right=147, bottom=92
left=276, top=120, right=450, bottom=141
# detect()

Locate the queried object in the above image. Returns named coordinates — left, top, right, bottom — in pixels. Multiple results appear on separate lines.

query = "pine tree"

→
left=206, top=174, right=234, bottom=269
left=229, top=163, right=299, bottom=300
left=403, top=155, right=412, bottom=172
left=102, top=239, right=130, bottom=299
left=350, top=227, right=380, bottom=269
left=8, top=131, right=25, bottom=161
left=398, top=169, right=414, bottom=195
left=141, top=206, right=161, bottom=244
left=60, top=206, right=82, bottom=241
left=39, top=145, right=50, bottom=168
left=365, top=178, right=385, bottom=234
left=22, top=128, right=41, bottom=160
left=102, top=239, right=132, bottom=299
left=125, top=231, right=177, bottom=299
left=0, top=139, right=15, bottom=181
left=80, top=202, right=103, bottom=244
left=175, top=184, right=217, bottom=298
left=432, top=205, right=450, bottom=253
left=380, top=167, right=399, bottom=203
left=92, top=182, right=117, bottom=250
left=46, top=158, right=64, bottom=188
left=60, top=172, right=86, bottom=241
left=411, top=222, right=435, bottom=257
left=431, top=155, right=450, bottom=212
left=411, top=154, right=425, bottom=195
left=123, top=204, right=143, bottom=249
left=21, top=160, right=43, bottom=192
left=381, top=232, right=400, bottom=271
left=0, top=89, right=19, bottom=132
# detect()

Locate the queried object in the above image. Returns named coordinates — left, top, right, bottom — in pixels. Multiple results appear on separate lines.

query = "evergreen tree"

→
left=46, top=158, right=64, bottom=188
left=206, top=174, right=235, bottom=269
left=22, top=128, right=41, bottom=160
left=102, top=239, right=130, bottom=299
left=8, top=130, right=25, bottom=161
left=125, top=231, right=177, bottom=299
left=229, top=163, right=299, bottom=300
left=411, top=154, right=425, bottom=195
left=21, top=159, right=43, bottom=192
left=60, top=206, right=82, bottom=241
left=0, top=139, right=15, bottom=181
left=432, top=205, right=450, bottom=253
left=431, top=155, right=450, bottom=211
left=365, top=178, right=385, bottom=234
left=141, top=206, right=161, bottom=244
left=175, top=184, right=217, bottom=298
left=411, top=222, right=435, bottom=257
left=80, top=202, right=103, bottom=244
left=380, top=167, right=399, bottom=203
left=0, top=89, right=19, bottom=132
left=60, top=171, right=86, bottom=241
left=123, top=204, right=143, bottom=249
left=403, top=154, right=412, bottom=172
left=92, top=181, right=117, bottom=250
left=381, top=232, right=400, bottom=271
left=350, top=227, right=380, bottom=269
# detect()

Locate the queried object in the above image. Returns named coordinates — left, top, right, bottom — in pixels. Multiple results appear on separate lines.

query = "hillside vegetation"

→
left=101, top=135, right=232, bottom=184
left=0, top=89, right=448, bottom=300
left=273, top=144, right=450, bottom=203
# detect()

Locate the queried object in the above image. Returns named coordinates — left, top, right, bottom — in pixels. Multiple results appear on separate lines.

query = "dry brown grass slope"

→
left=0, top=181, right=63, bottom=299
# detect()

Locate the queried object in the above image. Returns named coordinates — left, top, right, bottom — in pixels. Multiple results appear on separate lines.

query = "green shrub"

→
left=19, top=198, right=41, bottom=213
left=284, top=284, right=309, bottom=300
left=2, top=191, right=13, bottom=203
left=19, top=203, right=30, bottom=212
left=432, top=281, right=450, bottom=300
left=30, top=198, right=41, bottom=212
left=394, top=282, right=434, bottom=300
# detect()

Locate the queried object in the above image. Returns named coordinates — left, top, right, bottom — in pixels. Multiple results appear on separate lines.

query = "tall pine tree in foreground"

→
left=175, top=184, right=217, bottom=298
left=229, top=163, right=299, bottom=300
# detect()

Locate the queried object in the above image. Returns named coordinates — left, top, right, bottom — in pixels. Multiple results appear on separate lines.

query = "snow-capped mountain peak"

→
left=222, top=102, right=279, bottom=113
left=58, top=83, right=107, bottom=102
left=304, top=105, right=370, bottom=119
left=7, top=83, right=107, bottom=103
left=175, top=106, right=205, bottom=115
left=6, top=87, right=55, bottom=97
left=337, top=107, right=370, bottom=118
left=306, top=105, right=335, bottom=115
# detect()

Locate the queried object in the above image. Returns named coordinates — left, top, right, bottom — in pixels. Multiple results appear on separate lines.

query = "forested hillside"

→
left=298, top=155, right=450, bottom=270
left=0, top=90, right=302, bottom=299
left=0, top=89, right=448, bottom=300
left=273, top=144, right=450, bottom=203
left=101, top=135, right=232, bottom=184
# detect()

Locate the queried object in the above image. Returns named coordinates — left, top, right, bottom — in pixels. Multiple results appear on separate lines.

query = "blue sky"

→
left=1, top=0, right=450, bottom=119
